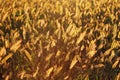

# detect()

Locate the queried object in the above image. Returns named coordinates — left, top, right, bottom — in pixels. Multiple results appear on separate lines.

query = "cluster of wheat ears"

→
left=0, top=0, right=120, bottom=80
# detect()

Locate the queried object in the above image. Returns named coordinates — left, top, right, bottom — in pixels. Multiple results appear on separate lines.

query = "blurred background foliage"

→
left=0, top=0, right=120, bottom=80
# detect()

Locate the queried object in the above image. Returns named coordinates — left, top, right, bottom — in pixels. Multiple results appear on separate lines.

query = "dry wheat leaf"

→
left=27, top=23, right=32, bottom=33
left=34, top=36, right=40, bottom=44
left=0, top=30, right=4, bottom=35
left=23, top=27, right=26, bottom=40
left=13, top=31, right=20, bottom=40
left=5, top=40, right=10, bottom=48
left=69, top=55, right=78, bottom=69
left=82, top=65, right=87, bottom=69
left=10, top=40, right=22, bottom=52
left=55, top=50, right=61, bottom=58
left=112, top=60, right=119, bottom=69
left=64, top=76, right=69, bottom=80
left=0, top=47, right=6, bottom=57
left=84, top=74, right=89, bottom=80
left=45, top=67, right=53, bottom=78
left=104, top=48, right=112, bottom=56
left=26, top=42, right=32, bottom=50
left=76, top=31, right=86, bottom=45
left=75, top=3, right=80, bottom=18
left=5, top=75, right=10, bottom=80
left=33, top=66, right=39, bottom=77
left=87, top=50, right=96, bottom=59
left=1, top=53, right=13, bottom=64
left=109, top=50, right=115, bottom=62
left=20, top=70, right=26, bottom=79
left=0, top=23, right=2, bottom=26
left=51, top=40, right=56, bottom=47
left=76, top=54, right=81, bottom=62
left=111, top=40, right=119, bottom=48
left=38, top=40, right=43, bottom=57
left=89, top=40, right=96, bottom=50
left=2, top=12, right=8, bottom=22
left=45, top=53, right=53, bottom=61
left=66, top=23, right=73, bottom=34
left=118, top=31, right=120, bottom=38
left=33, top=27, right=38, bottom=34
left=56, top=66, right=62, bottom=74
left=54, top=66, right=62, bottom=76
left=94, top=64, right=104, bottom=68
left=115, top=72, right=120, bottom=80
left=65, top=52, right=71, bottom=61
left=23, top=50, right=32, bottom=62
left=69, top=25, right=76, bottom=36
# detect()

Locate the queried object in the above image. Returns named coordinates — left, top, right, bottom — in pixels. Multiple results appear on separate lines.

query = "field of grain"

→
left=0, top=0, right=120, bottom=80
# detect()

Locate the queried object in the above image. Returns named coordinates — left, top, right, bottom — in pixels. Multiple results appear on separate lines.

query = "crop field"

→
left=0, top=0, right=120, bottom=80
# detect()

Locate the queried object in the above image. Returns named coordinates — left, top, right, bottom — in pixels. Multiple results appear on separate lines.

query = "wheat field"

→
left=0, top=0, right=120, bottom=80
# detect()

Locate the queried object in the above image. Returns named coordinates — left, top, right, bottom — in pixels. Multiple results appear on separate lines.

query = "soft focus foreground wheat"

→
left=0, top=0, right=120, bottom=80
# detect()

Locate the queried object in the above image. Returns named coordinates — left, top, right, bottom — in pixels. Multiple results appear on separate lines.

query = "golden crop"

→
left=0, top=0, right=120, bottom=80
